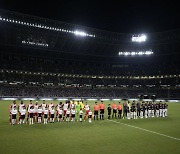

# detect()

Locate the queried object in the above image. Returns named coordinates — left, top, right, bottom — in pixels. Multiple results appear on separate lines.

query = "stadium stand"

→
left=0, top=9, right=179, bottom=99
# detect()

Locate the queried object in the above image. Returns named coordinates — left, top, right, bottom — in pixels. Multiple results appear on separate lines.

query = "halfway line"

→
left=108, top=119, right=180, bottom=141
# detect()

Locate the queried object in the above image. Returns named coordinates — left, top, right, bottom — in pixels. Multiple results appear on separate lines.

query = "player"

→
left=37, top=106, right=43, bottom=123
left=140, top=105, right=144, bottom=119
left=123, top=103, right=127, bottom=119
left=144, top=103, right=148, bottom=118
left=117, top=102, right=122, bottom=119
left=136, top=102, right=141, bottom=118
left=84, top=102, right=90, bottom=121
left=11, top=106, right=18, bottom=125
left=48, top=102, right=54, bottom=110
left=156, top=103, right=160, bottom=117
left=88, top=109, right=92, bottom=123
left=43, top=106, right=49, bottom=124
left=70, top=101, right=75, bottom=110
left=48, top=102, right=54, bottom=122
left=80, top=101, right=84, bottom=111
left=34, top=101, right=39, bottom=122
left=112, top=102, right=117, bottom=119
left=9, top=100, right=17, bottom=124
left=127, top=107, right=131, bottom=120
left=164, top=103, right=168, bottom=117
left=150, top=102, right=154, bottom=118
left=26, top=100, right=34, bottom=124
left=29, top=106, right=35, bottom=125
left=57, top=107, right=63, bottom=122
left=19, top=106, right=26, bottom=124
left=130, top=106, right=134, bottom=119
left=152, top=102, right=156, bottom=118
left=48, top=102, right=54, bottom=115
left=75, top=101, right=81, bottom=121
left=107, top=104, right=111, bottom=119
left=63, top=101, right=69, bottom=121
left=18, top=101, right=25, bottom=124
left=71, top=108, right=76, bottom=122
left=42, top=100, right=47, bottom=111
left=93, top=102, right=99, bottom=120
left=162, top=103, right=166, bottom=117
left=66, top=108, right=70, bottom=122
left=147, top=102, right=151, bottom=118
left=49, top=106, right=55, bottom=123
left=79, top=108, right=83, bottom=122
left=99, top=101, right=105, bottom=120
left=132, top=104, right=137, bottom=119
left=57, top=102, right=63, bottom=110
left=56, top=102, right=63, bottom=121
left=159, top=102, right=163, bottom=117
left=127, top=101, right=131, bottom=111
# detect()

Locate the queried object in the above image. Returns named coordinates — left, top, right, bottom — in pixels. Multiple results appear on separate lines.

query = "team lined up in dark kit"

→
left=106, top=101, right=168, bottom=120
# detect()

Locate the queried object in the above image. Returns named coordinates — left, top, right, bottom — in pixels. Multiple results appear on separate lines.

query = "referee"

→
left=93, top=102, right=99, bottom=120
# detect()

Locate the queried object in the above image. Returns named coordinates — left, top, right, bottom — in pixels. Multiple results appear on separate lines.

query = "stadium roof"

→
left=1, top=0, right=180, bottom=33
left=0, top=9, right=180, bottom=61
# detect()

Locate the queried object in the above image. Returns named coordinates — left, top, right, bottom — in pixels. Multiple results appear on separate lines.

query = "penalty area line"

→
left=108, top=119, right=180, bottom=141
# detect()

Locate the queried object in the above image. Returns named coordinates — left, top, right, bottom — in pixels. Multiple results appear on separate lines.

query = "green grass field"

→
left=0, top=100, right=180, bottom=154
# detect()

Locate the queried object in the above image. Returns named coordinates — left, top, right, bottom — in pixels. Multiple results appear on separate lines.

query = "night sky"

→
left=1, top=0, right=180, bottom=33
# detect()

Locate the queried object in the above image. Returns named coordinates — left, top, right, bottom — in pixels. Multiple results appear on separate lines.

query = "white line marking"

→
left=108, top=119, right=180, bottom=141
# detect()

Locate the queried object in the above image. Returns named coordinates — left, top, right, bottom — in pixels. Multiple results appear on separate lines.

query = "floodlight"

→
left=131, top=52, right=136, bottom=55
left=74, top=30, right=87, bottom=37
left=0, top=16, right=96, bottom=38
left=138, top=52, right=143, bottom=55
left=119, top=50, right=153, bottom=56
left=132, top=34, right=147, bottom=42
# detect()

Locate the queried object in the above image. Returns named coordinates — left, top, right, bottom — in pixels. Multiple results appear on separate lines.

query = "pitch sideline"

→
left=108, top=119, right=180, bottom=141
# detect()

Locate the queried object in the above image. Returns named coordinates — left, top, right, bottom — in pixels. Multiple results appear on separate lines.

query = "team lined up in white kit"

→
left=9, top=100, right=93, bottom=125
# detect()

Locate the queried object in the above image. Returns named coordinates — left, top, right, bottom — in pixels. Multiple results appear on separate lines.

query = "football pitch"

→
left=0, top=100, right=180, bottom=154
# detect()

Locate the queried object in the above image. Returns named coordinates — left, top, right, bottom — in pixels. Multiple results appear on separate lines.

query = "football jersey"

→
left=19, top=104, right=25, bottom=112
left=165, top=104, right=168, bottom=109
left=42, top=103, right=47, bottom=110
left=88, top=111, right=92, bottom=116
left=107, top=106, right=111, bottom=112
left=34, top=105, right=39, bottom=113
left=57, top=104, right=63, bottom=109
left=10, top=104, right=16, bottom=110
left=99, top=104, right=105, bottom=109
left=112, top=104, right=117, bottom=110
left=38, top=108, right=43, bottom=114
left=66, top=110, right=70, bottom=115
left=71, top=110, right=76, bottom=115
left=71, top=103, right=75, bottom=109
left=48, top=103, right=54, bottom=110
left=28, top=104, right=34, bottom=112
left=29, top=108, right=34, bottom=113
left=11, top=109, right=17, bottom=115
left=80, top=103, right=84, bottom=109
left=57, top=109, right=63, bottom=115
left=20, top=109, right=26, bottom=115
left=85, top=105, right=90, bottom=111
left=63, top=103, right=68, bottom=110
left=43, top=109, right=48, bottom=115
left=50, top=109, right=55, bottom=114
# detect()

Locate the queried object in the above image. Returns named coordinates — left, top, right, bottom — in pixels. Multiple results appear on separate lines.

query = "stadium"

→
left=0, top=2, right=180, bottom=154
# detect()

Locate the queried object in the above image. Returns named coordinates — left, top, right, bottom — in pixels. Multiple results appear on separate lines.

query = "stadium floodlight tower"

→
left=132, top=34, right=147, bottom=42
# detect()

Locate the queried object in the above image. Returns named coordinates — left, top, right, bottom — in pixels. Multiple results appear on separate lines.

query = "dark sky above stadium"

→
left=1, top=0, right=180, bottom=33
